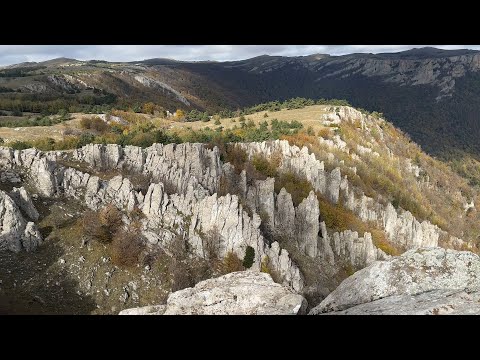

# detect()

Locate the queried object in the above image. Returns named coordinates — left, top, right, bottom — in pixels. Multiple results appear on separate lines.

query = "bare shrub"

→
left=82, top=204, right=122, bottom=244
left=252, top=154, right=277, bottom=178
left=82, top=210, right=111, bottom=243
left=80, top=116, right=109, bottom=133
left=274, top=171, right=313, bottom=207
left=169, top=259, right=194, bottom=292
left=80, top=117, right=92, bottom=130
left=166, top=235, right=194, bottom=291
left=317, top=128, right=332, bottom=139
left=165, top=234, right=189, bottom=260
left=129, top=173, right=152, bottom=194
left=202, top=226, right=222, bottom=263
left=129, top=206, right=145, bottom=225
left=110, top=228, right=145, bottom=267
left=99, top=204, right=123, bottom=233
left=218, top=252, right=244, bottom=275
left=223, top=144, right=248, bottom=173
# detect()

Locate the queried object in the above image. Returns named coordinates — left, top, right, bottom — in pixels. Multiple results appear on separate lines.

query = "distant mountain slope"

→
left=3, top=48, right=480, bottom=160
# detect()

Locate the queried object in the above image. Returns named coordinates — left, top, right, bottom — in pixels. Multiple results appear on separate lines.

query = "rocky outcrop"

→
left=246, top=178, right=275, bottom=230
left=319, top=224, right=389, bottom=269
left=0, top=141, right=461, bottom=291
left=141, top=183, right=304, bottom=291
left=311, top=247, right=480, bottom=314
left=274, top=188, right=295, bottom=240
left=321, top=289, right=480, bottom=315
left=119, top=305, right=167, bottom=315
left=0, top=190, right=42, bottom=252
left=239, top=139, right=445, bottom=251
left=0, top=146, right=303, bottom=289
left=295, top=191, right=319, bottom=257
left=133, top=74, right=190, bottom=106
left=9, top=186, right=39, bottom=221
left=382, top=203, right=439, bottom=248
left=120, top=271, right=307, bottom=315
left=0, top=144, right=391, bottom=278
left=73, top=143, right=222, bottom=196
left=84, top=175, right=142, bottom=211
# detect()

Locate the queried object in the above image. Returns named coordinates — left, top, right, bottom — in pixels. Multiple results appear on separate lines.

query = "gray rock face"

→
left=9, top=187, right=39, bottom=221
left=121, top=271, right=307, bottom=315
left=29, top=157, right=57, bottom=198
left=328, top=168, right=342, bottom=203
left=383, top=203, right=438, bottom=248
left=141, top=184, right=304, bottom=291
left=311, top=247, right=480, bottom=314
left=0, top=142, right=391, bottom=280
left=238, top=138, right=449, bottom=252
left=322, top=227, right=389, bottom=269
left=274, top=188, right=295, bottom=241
left=21, top=221, right=43, bottom=252
left=246, top=178, right=275, bottom=231
left=73, top=143, right=222, bottom=196
left=0, top=146, right=304, bottom=289
left=295, top=191, right=319, bottom=257
left=0, top=190, right=42, bottom=252
left=119, top=305, right=167, bottom=315
left=322, top=289, right=480, bottom=315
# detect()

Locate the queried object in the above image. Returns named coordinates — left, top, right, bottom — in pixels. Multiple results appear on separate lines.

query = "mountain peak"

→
left=377, top=47, right=479, bottom=59
left=39, top=57, right=79, bottom=66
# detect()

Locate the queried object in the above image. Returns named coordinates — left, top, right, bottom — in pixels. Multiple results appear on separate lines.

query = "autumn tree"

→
left=142, top=102, right=156, bottom=115
left=175, top=109, right=185, bottom=121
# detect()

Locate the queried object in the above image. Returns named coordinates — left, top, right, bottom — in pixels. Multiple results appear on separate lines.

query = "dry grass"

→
left=168, top=105, right=330, bottom=134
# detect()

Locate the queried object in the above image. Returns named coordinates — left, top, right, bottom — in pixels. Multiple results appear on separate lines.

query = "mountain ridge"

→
left=3, top=47, right=480, bottom=162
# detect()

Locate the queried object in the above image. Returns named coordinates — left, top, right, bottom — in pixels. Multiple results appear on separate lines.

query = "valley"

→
left=1, top=102, right=479, bottom=314
left=3, top=47, right=480, bottom=315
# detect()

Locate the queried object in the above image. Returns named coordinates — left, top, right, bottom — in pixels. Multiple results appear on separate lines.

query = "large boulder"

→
left=319, top=289, right=480, bottom=315
left=0, top=190, right=42, bottom=252
left=119, top=271, right=307, bottom=315
left=119, top=305, right=166, bottom=315
left=311, top=247, right=480, bottom=314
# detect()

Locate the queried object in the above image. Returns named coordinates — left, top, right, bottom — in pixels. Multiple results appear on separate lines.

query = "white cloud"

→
left=0, top=45, right=478, bottom=66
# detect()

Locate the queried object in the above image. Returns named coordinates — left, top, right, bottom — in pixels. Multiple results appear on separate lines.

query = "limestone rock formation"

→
left=120, top=271, right=307, bottom=315
left=0, top=141, right=466, bottom=294
left=0, top=145, right=304, bottom=289
left=119, top=305, right=167, bottom=315
left=311, top=247, right=480, bottom=314
left=320, top=227, right=388, bottom=269
left=239, top=139, right=450, bottom=252
left=274, top=188, right=295, bottom=240
left=0, top=190, right=42, bottom=252
left=9, top=186, right=39, bottom=221
left=73, top=143, right=223, bottom=195
left=320, top=289, right=480, bottom=315
left=295, top=191, right=319, bottom=257
left=21, top=221, right=43, bottom=252
left=246, top=178, right=275, bottom=231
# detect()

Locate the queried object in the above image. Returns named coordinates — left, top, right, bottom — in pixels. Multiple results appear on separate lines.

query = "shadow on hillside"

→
left=0, top=239, right=96, bottom=315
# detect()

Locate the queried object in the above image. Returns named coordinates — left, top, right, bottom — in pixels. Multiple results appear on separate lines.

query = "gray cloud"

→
left=0, top=45, right=478, bottom=66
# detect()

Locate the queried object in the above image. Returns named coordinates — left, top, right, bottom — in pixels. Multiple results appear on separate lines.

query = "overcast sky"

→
left=0, top=45, right=478, bottom=66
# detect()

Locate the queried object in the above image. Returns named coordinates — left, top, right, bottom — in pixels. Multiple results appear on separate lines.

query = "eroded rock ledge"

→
left=310, top=247, right=480, bottom=315
left=119, top=271, right=307, bottom=315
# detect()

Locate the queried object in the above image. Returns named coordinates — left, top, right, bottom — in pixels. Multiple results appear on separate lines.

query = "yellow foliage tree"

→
left=142, top=102, right=156, bottom=115
left=175, top=109, right=185, bottom=120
